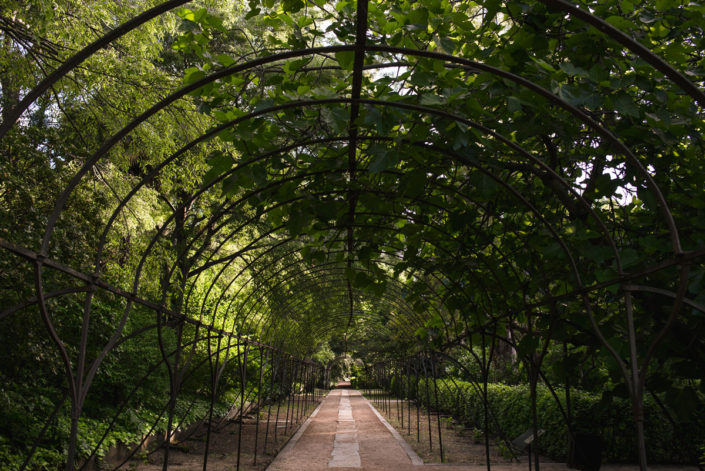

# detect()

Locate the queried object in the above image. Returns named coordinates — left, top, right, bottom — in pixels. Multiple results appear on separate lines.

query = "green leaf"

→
left=287, top=205, right=306, bottom=236
left=335, top=51, right=355, bottom=71
left=407, top=8, right=429, bottom=28
left=367, top=145, right=398, bottom=173
left=613, top=95, right=640, bottom=118
left=483, top=0, right=501, bottom=26
left=605, top=15, right=635, bottom=31
left=313, top=199, right=338, bottom=221
left=203, top=152, right=233, bottom=182
left=283, top=58, right=308, bottom=74
left=507, top=96, right=522, bottom=112
left=531, top=57, right=557, bottom=73
left=419, top=94, right=444, bottom=106
left=620, top=0, right=634, bottom=11
left=176, top=8, right=196, bottom=22
left=183, top=67, right=206, bottom=85
left=216, top=54, right=235, bottom=67
left=321, top=106, right=349, bottom=134
left=439, top=36, right=456, bottom=54
left=517, top=335, right=540, bottom=359
left=399, top=169, right=427, bottom=198
left=282, top=0, right=304, bottom=13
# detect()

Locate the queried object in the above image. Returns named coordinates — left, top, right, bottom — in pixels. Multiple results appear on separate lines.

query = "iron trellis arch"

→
left=1, top=1, right=704, bottom=470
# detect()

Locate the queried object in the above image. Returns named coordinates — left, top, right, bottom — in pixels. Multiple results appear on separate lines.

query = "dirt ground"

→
left=103, top=394, right=320, bottom=471
left=362, top=390, right=701, bottom=471
left=363, top=390, right=518, bottom=465
left=101, top=389, right=700, bottom=471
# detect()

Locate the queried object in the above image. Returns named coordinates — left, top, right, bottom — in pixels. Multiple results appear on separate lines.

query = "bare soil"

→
left=103, top=395, right=320, bottom=471
left=363, top=390, right=517, bottom=465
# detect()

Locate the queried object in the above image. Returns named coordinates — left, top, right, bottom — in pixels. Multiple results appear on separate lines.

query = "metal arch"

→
left=221, top=261, right=431, bottom=344
left=5, top=152, right=698, bottom=342
left=2, top=0, right=701, bottom=141
left=173, top=192, right=580, bottom=340
left=30, top=56, right=677, bottom=272
left=26, top=88, right=644, bottom=348
left=209, top=229, right=488, bottom=341
left=224, top=241, right=496, bottom=344
left=162, top=179, right=519, bottom=333
left=32, top=50, right=683, bottom=263
left=57, top=113, right=656, bottom=372
left=11, top=94, right=617, bottom=449
left=91, top=96, right=622, bottom=289
left=82, top=98, right=624, bottom=306
left=204, top=218, right=500, bottom=340
left=364, top=46, right=683, bottom=253
left=200, top=238, right=476, bottom=345
left=153, top=136, right=592, bottom=312
left=3, top=3, right=696, bottom=354
left=140, top=148, right=580, bottom=346
left=2, top=15, right=692, bottom=262
left=236, top=254, right=498, bottom=351
left=1, top=181, right=604, bottom=358
left=252, top=276, right=425, bottom=345
left=537, top=0, right=705, bottom=108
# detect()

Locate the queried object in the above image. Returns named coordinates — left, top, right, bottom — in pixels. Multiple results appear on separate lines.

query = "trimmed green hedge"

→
left=391, top=377, right=703, bottom=464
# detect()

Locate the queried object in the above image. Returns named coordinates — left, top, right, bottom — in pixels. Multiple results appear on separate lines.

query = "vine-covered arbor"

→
left=1, top=0, right=704, bottom=470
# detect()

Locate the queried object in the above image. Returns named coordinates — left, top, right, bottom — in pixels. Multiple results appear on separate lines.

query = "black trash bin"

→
left=568, top=433, right=602, bottom=471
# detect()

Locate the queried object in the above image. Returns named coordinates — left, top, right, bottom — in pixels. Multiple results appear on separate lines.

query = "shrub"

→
left=396, top=377, right=703, bottom=464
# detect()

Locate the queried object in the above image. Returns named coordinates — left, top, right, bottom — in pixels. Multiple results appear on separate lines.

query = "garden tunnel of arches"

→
left=1, top=0, right=704, bottom=470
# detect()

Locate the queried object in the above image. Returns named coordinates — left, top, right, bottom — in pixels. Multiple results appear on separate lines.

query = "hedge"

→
left=386, top=376, right=703, bottom=464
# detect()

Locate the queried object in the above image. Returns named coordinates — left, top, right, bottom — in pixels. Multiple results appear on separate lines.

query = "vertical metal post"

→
left=161, top=319, right=185, bottom=471
left=431, top=353, right=444, bottom=463
left=236, top=342, right=248, bottom=471
left=414, top=360, right=420, bottom=442
left=264, top=348, right=276, bottom=454
left=396, top=361, right=401, bottom=423
left=385, top=364, right=389, bottom=414
left=422, top=355, right=433, bottom=451
left=274, top=353, right=285, bottom=442
left=202, top=330, right=221, bottom=471
left=285, top=358, right=296, bottom=434
left=253, top=346, right=265, bottom=465
left=295, top=360, right=303, bottom=424
left=406, top=360, right=411, bottom=435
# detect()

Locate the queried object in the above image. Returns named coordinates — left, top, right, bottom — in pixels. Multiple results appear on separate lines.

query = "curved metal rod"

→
left=0, top=0, right=191, bottom=140
left=365, top=45, right=682, bottom=253
left=166, top=175, right=519, bottom=343
left=238, top=264, right=428, bottom=337
left=38, top=46, right=680, bottom=266
left=36, top=97, right=635, bottom=363
left=211, top=218, right=507, bottom=345
left=538, top=0, right=705, bottom=108
left=81, top=99, right=623, bottom=341
left=0, top=286, right=89, bottom=320
left=164, top=158, right=572, bottom=340
left=223, top=261, right=428, bottom=350
left=198, top=210, right=496, bottom=340
left=624, top=283, right=705, bottom=315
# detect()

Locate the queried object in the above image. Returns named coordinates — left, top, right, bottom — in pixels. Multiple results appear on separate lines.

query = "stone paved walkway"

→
left=266, top=388, right=698, bottom=471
